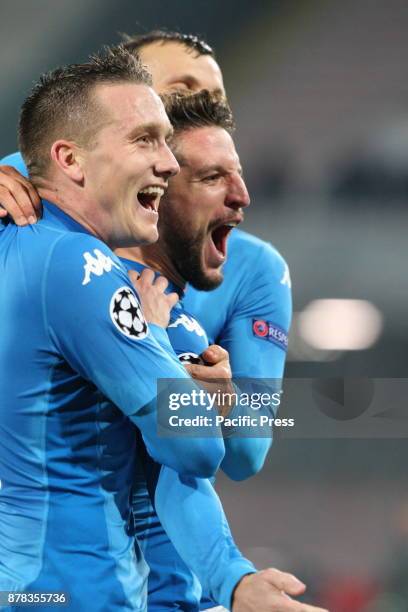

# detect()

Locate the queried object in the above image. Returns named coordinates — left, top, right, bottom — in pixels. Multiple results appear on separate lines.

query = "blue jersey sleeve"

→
left=218, top=243, right=292, bottom=480
left=0, top=151, right=28, bottom=176
left=44, top=233, right=224, bottom=479
left=153, top=466, right=256, bottom=610
left=220, top=241, right=292, bottom=378
left=133, top=433, right=256, bottom=611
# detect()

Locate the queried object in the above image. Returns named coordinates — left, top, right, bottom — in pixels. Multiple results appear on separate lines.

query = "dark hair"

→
left=18, top=44, right=152, bottom=179
left=121, top=29, right=214, bottom=58
left=163, top=91, right=234, bottom=145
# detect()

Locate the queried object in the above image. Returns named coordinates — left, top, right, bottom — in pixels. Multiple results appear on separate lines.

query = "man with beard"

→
left=0, top=29, right=291, bottom=394
left=0, top=33, right=326, bottom=612
left=0, top=46, right=243, bottom=611
left=0, top=28, right=289, bottom=537
left=0, top=87, right=326, bottom=612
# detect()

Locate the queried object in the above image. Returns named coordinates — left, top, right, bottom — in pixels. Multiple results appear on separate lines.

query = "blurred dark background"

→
left=2, top=1, right=408, bottom=609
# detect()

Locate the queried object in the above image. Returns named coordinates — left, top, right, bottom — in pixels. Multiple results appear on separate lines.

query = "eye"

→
left=136, top=135, right=153, bottom=146
left=202, top=173, right=221, bottom=183
left=168, top=82, right=191, bottom=92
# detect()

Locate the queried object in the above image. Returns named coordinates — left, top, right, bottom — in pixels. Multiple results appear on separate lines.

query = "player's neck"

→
left=115, top=244, right=186, bottom=290
left=38, top=186, right=110, bottom=245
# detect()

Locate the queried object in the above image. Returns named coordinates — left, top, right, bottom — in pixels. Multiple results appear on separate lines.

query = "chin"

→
left=190, top=267, right=224, bottom=291
left=112, top=227, right=159, bottom=249
left=138, top=227, right=159, bottom=245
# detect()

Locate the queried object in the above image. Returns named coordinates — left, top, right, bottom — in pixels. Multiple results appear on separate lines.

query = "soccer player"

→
left=0, top=49, right=326, bottom=612
left=0, top=33, right=290, bottom=486
left=0, top=30, right=291, bottom=387
left=0, top=89, right=326, bottom=612
left=0, top=47, right=229, bottom=611
left=120, top=90, right=260, bottom=611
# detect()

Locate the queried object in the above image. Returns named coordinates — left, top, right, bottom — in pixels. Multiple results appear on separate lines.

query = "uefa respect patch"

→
left=252, top=319, right=288, bottom=352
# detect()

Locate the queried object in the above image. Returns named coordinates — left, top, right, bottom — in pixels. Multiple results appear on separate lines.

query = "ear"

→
left=50, top=140, right=85, bottom=183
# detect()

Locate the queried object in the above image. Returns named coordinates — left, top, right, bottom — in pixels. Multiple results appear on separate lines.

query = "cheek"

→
left=198, top=189, right=222, bottom=218
left=86, top=155, right=119, bottom=193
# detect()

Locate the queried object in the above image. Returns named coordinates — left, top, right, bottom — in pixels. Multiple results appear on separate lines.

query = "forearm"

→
left=221, top=436, right=272, bottom=481
left=155, top=466, right=256, bottom=610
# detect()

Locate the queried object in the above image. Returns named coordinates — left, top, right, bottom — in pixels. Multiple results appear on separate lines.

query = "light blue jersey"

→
left=121, top=258, right=256, bottom=612
left=184, top=227, right=292, bottom=380
left=0, top=152, right=290, bottom=610
left=0, top=200, right=231, bottom=611
left=119, top=260, right=272, bottom=611
left=0, top=154, right=292, bottom=382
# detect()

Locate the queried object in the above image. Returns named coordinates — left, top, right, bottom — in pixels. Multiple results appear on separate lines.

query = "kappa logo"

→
left=168, top=314, right=206, bottom=337
left=82, top=249, right=120, bottom=286
left=280, top=262, right=292, bottom=289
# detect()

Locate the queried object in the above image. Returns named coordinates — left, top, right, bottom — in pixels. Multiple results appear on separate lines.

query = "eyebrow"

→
left=168, top=74, right=201, bottom=87
left=195, top=163, right=243, bottom=177
left=126, top=122, right=174, bottom=142
left=167, top=76, right=224, bottom=97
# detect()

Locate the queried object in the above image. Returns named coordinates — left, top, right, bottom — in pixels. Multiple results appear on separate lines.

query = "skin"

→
left=118, top=125, right=250, bottom=290
left=139, top=41, right=225, bottom=95
left=40, top=82, right=179, bottom=249
left=115, top=42, right=239, bottom=289
left=0, top=42, right=328, bottom=612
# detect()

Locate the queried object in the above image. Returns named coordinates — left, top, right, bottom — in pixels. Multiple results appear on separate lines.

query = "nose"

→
left=225, top=174, right=250, bottom=211
left=154, top=143, right=180, bottom=180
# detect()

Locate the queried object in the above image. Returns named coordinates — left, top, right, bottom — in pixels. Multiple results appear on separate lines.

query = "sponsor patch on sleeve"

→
left=252, top=319, right=288, bottom=351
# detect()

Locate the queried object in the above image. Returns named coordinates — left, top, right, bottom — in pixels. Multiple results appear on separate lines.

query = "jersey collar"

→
left=41, top=200, right=93, bottom=236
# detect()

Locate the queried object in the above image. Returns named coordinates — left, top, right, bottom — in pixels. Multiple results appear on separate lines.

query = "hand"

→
left=186, top=345, right=232, bottom=380
left=0, top=165, right=41, bottom=225
left=185, top=345, right=235, bottom=416
left=128, top=268, right=178, bottom=328
left=232, top=569, right=329, bottom=612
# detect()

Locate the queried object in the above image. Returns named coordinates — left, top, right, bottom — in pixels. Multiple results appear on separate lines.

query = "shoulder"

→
left=0, top=151, right=28, bottom=177
left=46, top=232, right=126, bottom=288
left=227, top=229, right=291, bottom=287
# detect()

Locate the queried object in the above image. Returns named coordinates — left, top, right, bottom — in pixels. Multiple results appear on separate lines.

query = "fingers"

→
left=154, top=275, right=169, bottom=291
left=261, top=570, right=329, bottom=612
left=264, top=594, right=328, bottom=612
left=166, top=291, right=179, bottom=309
left=19, top=173, right=42, bottom=217
left=201, top=344, right=229, bottom=365
left=262, top=568, right=305, bottom=597
left=0, top=187, right=29, bottom=225
left=297, top=606, right=328, bottom=612
left=0, top=166, right=41, bottom=222
left=280, top=603, right=328, bottom=612
left=233, top=571, right=327, bottom=612
left=136, top=268, right=155, bottom=285
left=187, top=363, right=231, bottom=381
left=127, top=270, right=140, bottom=288
left=131, top=268, right=174, bottom=294
left=184, top=363, right=209, bottom=380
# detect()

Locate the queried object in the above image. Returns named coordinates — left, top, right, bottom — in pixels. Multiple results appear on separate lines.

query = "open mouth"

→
left=210, top=224, right=235, bottom=258
left=137, top=186, right=165, bottom=213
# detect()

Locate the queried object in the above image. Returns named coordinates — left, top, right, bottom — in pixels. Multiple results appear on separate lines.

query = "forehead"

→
left=94, top=82, right=171, bottom=132
left=176, top=126, right=240, bottom=170
left=139, top=41, right=224, bottom=94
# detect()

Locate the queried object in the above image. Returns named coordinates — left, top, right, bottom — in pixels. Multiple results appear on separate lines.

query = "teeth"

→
left=138, top=186, right=164, bottom=197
